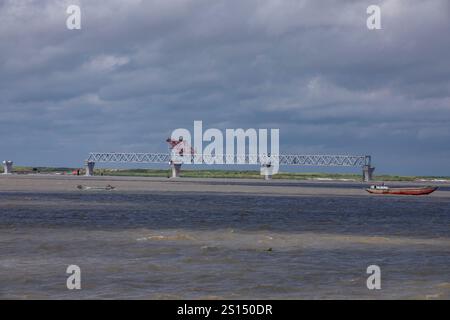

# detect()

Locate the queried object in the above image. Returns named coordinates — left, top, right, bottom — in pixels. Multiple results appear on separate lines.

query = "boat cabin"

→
left=369, top=185, right=389, bottom=190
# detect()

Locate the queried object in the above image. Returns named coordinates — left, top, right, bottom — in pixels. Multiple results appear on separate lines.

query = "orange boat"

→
left=366, top=185, right=438, bottom=195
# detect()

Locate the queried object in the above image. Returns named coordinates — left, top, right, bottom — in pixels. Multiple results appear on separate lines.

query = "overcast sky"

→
left=0, top=0, right=449, bottom=175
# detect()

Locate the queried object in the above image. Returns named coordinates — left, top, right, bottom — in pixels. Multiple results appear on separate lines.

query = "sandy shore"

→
left=0, top=174, right=449, bottom=198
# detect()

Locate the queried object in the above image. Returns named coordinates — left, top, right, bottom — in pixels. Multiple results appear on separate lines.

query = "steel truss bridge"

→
left=87, top=152, right=371, bottom=167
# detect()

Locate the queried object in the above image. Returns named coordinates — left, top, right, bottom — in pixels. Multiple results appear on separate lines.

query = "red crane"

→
left=165, top=137, right=195, bottom=156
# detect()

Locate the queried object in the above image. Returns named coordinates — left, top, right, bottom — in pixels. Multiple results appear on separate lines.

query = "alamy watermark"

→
left=66, top=265, right=81, bottom=290
left=366, top=265, right=381, bottom=290
left=66, top=5, right=81, bottom=30
left=367, top=5, right=382, bottom=30
left=168, top=121, right=280, bottom=175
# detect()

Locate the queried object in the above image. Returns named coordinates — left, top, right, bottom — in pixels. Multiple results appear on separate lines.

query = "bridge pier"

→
left=363, top=165, right=375, bottom=182
left=85, top=161, right=95, bottom=176
left=171, top=163, right=182, bottom=178
left=260, top=163, right=273, bottom=180
left=2, top=161, right=13, bottom=174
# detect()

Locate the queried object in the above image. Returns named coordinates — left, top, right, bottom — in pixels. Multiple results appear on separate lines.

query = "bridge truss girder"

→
left=86, top=153, right=371, bottom=167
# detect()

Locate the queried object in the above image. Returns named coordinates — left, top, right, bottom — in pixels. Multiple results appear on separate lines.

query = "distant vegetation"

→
left=2, top=166, right=449, bottom=182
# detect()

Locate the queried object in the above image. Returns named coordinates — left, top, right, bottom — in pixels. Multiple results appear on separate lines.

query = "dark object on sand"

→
left=77, top=184, right=116, bottom=191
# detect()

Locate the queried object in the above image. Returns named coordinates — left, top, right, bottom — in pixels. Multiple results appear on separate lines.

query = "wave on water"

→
left=132, top=229, right=450, bottom=251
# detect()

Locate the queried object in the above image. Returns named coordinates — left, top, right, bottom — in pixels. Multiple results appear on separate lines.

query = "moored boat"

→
left=366, top=185, right=438, bottom=195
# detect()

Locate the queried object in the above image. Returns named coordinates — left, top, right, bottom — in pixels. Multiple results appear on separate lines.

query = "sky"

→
left=0, top=0, right=449, bottom=175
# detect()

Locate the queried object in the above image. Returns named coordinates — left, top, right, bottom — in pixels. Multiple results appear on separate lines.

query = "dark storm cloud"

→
left=0, top=0, right=449, bottom=174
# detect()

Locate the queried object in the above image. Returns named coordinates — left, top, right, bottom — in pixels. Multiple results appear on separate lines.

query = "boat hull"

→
left=366, top=186, right=438, bottom=195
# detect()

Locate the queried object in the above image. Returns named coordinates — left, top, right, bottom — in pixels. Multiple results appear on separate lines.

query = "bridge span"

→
left=84, top=152, right=375, bottom=181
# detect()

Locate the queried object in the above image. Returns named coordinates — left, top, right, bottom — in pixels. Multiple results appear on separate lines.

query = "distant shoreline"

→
left=2, top=166, right=450, bottom=183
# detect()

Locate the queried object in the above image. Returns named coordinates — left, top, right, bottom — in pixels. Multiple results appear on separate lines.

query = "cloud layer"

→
left=0, top=0, right=449, bottom=174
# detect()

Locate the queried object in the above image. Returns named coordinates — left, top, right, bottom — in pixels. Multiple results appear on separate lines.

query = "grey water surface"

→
left=1, top=187, right=449, bottom=299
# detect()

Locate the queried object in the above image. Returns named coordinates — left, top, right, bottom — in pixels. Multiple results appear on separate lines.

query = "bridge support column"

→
left=260, top=164, right=273, bottom=180
left=2, top=161, right=13, bottom=174
left=171, top=163, right=182, bottom=178
left=85, top=161, right=95, bottom=176
left=363, top=165, right=375, bottom=182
